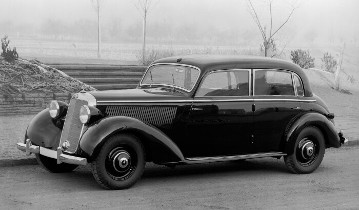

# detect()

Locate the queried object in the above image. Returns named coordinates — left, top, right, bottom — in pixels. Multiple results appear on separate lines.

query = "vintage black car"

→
left=17, top=55, right=346, bottom=189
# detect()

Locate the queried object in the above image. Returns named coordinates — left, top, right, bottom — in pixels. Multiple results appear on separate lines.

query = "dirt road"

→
left=1, top=146, right=358, bottom=210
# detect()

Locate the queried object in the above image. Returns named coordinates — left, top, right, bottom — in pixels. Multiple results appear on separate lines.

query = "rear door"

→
left=252, top=69, right=304, bottom=153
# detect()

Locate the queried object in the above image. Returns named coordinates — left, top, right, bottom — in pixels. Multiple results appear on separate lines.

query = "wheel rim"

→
left=105, top=147, right=137, bottom=181
left=296, top=137, right=318, bottom=166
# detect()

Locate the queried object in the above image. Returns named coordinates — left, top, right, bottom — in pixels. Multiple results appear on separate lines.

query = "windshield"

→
left=140, top=64, right=200, bottom=92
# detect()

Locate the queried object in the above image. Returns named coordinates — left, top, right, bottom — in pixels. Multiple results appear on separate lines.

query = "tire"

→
left=90, top=134, right=145, bottom=190
left=284, top=126, right=325, bottom=174
left=35, top=154, right=78, bottom=173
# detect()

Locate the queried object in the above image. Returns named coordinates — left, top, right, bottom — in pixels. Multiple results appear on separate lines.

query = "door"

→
left=252, top=69, right=304, bottom=153
left=185, top=69, right=253, bottom=157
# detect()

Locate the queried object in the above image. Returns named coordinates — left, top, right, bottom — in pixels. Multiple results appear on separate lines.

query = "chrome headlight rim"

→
left=49, top=100, right=60, bottom=118
left=79, top=105, right=91, bottom=124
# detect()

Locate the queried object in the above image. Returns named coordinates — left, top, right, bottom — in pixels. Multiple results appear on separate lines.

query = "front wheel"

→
left=35, top=154, right=78, bottom=173
left=90, top=134, right=145, bottom=190
left=284, top=127, right=325, bottom=174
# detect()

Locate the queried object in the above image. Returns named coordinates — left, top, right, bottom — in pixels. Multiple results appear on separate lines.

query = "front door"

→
left=185, top=69, right=253, bottom=157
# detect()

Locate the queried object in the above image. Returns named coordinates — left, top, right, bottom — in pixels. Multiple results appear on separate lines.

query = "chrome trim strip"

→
left=139, top=63, right=201, bottom=92
left=97, top=98, right=315, bottom=104
left=253, top=98, right=316, bottom=102
left=185, top=152, right=286, bottom=163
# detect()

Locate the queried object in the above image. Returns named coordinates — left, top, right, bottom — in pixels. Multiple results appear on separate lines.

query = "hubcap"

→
left=301, top=141, right=315, bottom=160
left=106, top=147, right=136, bottom=180
left=112, top=151, right=131, bottom=172
left=297, top=138, right=317, bottom=166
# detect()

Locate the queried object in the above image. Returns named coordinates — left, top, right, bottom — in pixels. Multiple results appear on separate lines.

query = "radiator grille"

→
left=106, top=106, right=177, bottom=126
left=59, top=99, right=88, bottom=153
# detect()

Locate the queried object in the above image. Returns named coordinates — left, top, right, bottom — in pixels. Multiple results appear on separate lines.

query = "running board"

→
left=184, top=152, right=286, bottom=164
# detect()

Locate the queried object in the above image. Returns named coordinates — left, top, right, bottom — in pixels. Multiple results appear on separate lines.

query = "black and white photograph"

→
left=0, top=0, right=358, bottom=209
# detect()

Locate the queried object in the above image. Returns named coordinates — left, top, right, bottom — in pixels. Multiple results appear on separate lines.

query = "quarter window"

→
left=196, top=70, right=249, bottom=97
left=293, top=74, right=305, bottom=96
left=254, top=70, right=295, bottom=96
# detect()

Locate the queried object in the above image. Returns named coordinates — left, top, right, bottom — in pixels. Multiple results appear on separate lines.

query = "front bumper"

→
left=17, top=139, right=87, bottom=165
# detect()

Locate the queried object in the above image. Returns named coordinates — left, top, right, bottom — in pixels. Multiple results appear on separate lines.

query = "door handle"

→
left=191, top=107, right=203, bottom=111
left=291, top=107, right=301, bottom=110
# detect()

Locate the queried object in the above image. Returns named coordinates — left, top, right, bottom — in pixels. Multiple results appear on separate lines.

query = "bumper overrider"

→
left=17, top=139, right=87, bottom=165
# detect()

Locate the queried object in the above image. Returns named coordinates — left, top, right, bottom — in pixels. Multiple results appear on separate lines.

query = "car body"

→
left=17, top=55, right=347, bottom=189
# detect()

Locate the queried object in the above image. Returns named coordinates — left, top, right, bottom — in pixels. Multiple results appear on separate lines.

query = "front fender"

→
left=284, top=112, right=340, bottom=154
left=79, top=116, right=185, bottom=162
left=25, top=109, right=61, bottom=149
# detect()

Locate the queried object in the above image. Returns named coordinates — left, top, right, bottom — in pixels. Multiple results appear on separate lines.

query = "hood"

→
left=89, top=88, right=187, bottom=103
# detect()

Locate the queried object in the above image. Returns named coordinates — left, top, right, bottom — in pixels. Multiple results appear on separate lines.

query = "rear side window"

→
left=293, top=74, right=305, bottom=96
left=196, top=70, right=249, bottom=97
left=254, top=70, right=295, bottom=96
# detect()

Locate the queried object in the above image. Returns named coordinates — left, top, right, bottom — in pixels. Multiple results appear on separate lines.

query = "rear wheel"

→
left=35, top=154, right=78, bottom=173
left=90, top=134, right=145, bottom=190
left=284, top=127, right=325, bottom=174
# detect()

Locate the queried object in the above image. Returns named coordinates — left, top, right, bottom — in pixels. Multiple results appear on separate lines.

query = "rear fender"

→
left=79, top=116, right=185, bottom=162
left=284, top=112, right=340, bottom=155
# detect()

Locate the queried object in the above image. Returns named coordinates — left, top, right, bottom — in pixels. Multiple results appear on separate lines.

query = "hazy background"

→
left=0, top=0, right=358, bottom=62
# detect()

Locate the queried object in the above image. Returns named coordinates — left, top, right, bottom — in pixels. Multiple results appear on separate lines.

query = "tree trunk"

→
left=334, top=43, right=345, bottom=90
left=142, top=11, right=147, bottom=64
left=97, top=0, right=101, bottom=59
left=264, top=40, right=268, bottom=57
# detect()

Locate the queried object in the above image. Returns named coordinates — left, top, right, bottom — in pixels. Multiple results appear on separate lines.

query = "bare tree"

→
left=135, top=0, right=156, bottom=64
left=92, top=0, right=102, bottom=58
left=247, top=0, right=297, bottom=57
left=334, top=43, right=345, bottom=90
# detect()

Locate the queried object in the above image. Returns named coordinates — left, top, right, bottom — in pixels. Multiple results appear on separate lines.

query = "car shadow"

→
left=142, top=157, right=288, bottom=180
left=38, top=157, right=312, bottom=191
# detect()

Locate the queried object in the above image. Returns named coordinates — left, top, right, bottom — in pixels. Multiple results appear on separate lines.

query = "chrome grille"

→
left=59, top=99, right=88, bottom=153
left=106, top=106, right=177, bottom=126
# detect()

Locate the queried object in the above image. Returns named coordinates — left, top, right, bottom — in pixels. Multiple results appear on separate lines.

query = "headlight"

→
left=79, top=105, right=91, bottom=124
left=49, top=100, right=60, bottom=118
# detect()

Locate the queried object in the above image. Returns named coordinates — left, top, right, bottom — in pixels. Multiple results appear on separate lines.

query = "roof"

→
left=152, top=55, right=313, bottom=97
left=154, top=55, right=301, bottom=72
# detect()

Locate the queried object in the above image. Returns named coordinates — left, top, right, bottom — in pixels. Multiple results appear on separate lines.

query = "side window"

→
left=254, top=70, right=295, bottom=96
left=196, top=70, right=249, bottom=97
left=293, top=74, right=305, bottom=96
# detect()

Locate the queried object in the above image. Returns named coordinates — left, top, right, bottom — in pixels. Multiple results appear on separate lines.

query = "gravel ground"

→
left=1, top=146, right=358, bottom=209
left=0, top=115, right=34, bottom=160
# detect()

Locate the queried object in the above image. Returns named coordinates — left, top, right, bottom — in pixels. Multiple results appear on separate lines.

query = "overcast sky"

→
left=0, top=0, right=358, bottom=44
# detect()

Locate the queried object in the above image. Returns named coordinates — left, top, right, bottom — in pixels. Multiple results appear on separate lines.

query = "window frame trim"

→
left=253, top=69, right=299, bottom=97
left=139, top=63, right=201, bottom=93
left=194, top=69, right=252, bottom=98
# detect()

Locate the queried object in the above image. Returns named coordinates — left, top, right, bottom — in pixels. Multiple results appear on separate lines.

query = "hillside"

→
left=304, top=68, right=359, bottom=141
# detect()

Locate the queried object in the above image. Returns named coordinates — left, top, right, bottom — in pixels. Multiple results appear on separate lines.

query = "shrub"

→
left=290, top=49, right=315, bottom=69
left=137, top=48, right=174, bottom=66
left=321, top=52, right=337, bottom=73
left=1, top=35, right=18, bottom=62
